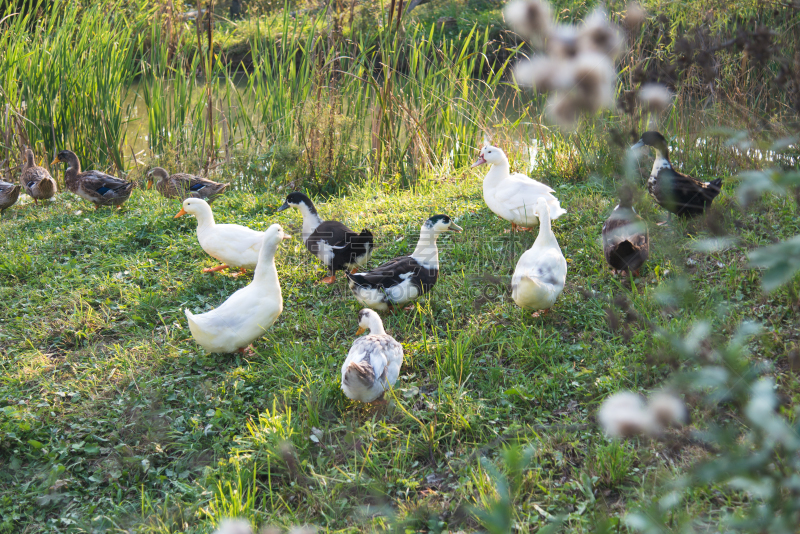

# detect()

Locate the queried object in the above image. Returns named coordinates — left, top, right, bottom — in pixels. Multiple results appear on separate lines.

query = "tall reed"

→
left=0, top=0, right=143, bottom=174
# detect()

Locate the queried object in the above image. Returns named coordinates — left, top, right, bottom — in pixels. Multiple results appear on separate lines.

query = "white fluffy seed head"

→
left=598, top=391, right=655, bottom=438
left=577, top=7, right=626, bottom=60
left=504, top=0, right=553, bottom=48
left=513, top=56, right=570, bottom=92
left=546, top=92, right=581, bottom=130
left=546, top=23, right=580, bottom=60
left=213, top=519, right=253, bottom=534
left=560, top=52, right=616, bottom=112
left=647, top=392, right=689, bottom=428
left=637, top=83, right=674, bottom=113
left=624, top=2, right=647, bottom=30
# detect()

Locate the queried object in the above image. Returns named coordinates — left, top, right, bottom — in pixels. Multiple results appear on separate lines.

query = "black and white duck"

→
left=346, top=214, right=462, bottom=312
left=602, top=187, right=649, bottom=276
left=341, top=309, right=404, bottom=404
left=277, top=192, right=373, bottom=284
left=632, top=131, right=722, bottom=221
left=51, top=150, right=134, bottom=209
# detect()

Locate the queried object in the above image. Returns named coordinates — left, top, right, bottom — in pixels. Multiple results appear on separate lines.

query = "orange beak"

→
left=146, top=180, right=153, bottom=190
left=50, top=158, right=59, bottom=166
left=356, top=326, right=366, bottom=335
left=174, top=208, right=187, bottom=218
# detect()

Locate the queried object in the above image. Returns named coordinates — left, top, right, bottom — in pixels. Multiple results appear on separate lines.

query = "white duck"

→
left=185, top=224, right=290, bottom=353
left=511, top=198, right=567, bottom=317
left=472, top=143, right=566, bottom=232
left=341, top=309, right=404, bottom=403
left=175, top=198, right=264, bottom=275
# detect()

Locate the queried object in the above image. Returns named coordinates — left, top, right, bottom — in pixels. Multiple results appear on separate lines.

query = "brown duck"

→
left=51, top=150, right=134, bottom=209
left=147, top=167, right=229, bottom=202
left=602, top=187, right=649, bottom=276
left=21, top=148, right=57, bottom=204
left=632, top=131, right=722, bottom=221
left=0, top=179, right=21, bottom=215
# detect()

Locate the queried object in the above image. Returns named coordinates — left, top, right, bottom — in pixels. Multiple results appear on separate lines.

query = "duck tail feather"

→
left=345, top=361, right=375, bottom=387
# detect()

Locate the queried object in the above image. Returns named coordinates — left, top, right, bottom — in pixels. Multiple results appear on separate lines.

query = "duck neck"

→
left=64, top=154, right=82, bottom=185
left=484, top=158, right=511, bottom=187
left=297, top=202, right=323, bottom=241
left=156, top=178, right=170, bottom=194
left=253, top=239, right=281, bottom=293
left=650, top=146, right=672, bottom=176
left=194, top=208, right=216, bottom=232
left=533, top=206, right=557, bottom=249
left=367, top=314, right=386, bottom=336
left=25, top=151, right=34, bottom=168
left=410, top=228, right=440, bottom=269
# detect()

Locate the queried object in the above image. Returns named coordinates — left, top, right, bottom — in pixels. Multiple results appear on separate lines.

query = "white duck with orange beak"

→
left=174, top=198, right=265, bottom=275
left=185, top=224, right=291, bottom=354
left=472, top=143, right=566, bottom=232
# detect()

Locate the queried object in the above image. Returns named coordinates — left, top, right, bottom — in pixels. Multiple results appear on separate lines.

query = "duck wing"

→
left=651, top=168, right=722, bottom=215
left=318, top=224, right=374, bottom=270
left=602, top=210, right=647, bottom=248
left=0, top=181, right=21, bottom=210
left=185, top=174, right=229, bottom=200
left=21, top=166, right=51, bottom=190
left=78, top=170, right=134, bottom=203
left=513, top=246, right=567, bottom=287
left=346, top=256, right=428, bottom=291
left=494, top=174, right=566, bottom=219
left=602, top=210, right=649, bottom=271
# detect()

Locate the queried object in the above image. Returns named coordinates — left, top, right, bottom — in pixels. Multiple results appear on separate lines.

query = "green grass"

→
left=2, top=141, right=799, bottom=532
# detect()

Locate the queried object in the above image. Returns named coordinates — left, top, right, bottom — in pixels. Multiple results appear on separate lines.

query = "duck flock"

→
left=0, top=131, right=723, bottom=404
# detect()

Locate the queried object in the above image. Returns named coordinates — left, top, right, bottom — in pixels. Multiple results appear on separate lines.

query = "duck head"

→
left=51, top=149, right=79, bottom=166
left=471, top=144, right=507, bottom=167
left=355, top=308, right=383, bottom=336
left=264, top=223, right=292, bottom=243
left=422, top=214, right=463, bottom=234
left=277, top=191, right=316, bottom=213
left=174, top=197, right=212, bottom=219
left=631, top=131, right=669, bottom=156
left=24, top=148, right=35, bottom=167
left=147, top=167, right=169, bottom=189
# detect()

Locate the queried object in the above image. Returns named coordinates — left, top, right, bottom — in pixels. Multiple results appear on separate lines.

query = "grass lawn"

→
left=1, top=150, right=799, bottom=532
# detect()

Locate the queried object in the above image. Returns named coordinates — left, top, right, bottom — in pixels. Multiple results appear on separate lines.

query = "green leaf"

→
left=503, top=387, right=533, bottom=400
left=748, top=235, right=800, bottom=292
left=27, top=440, right=43, bottom=450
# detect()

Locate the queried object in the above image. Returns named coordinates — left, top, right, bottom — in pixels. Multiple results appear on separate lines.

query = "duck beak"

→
left=449, top=222, right=463, bottom=233
left=281, top=233, right=292, bottom=240
left=50, top=158, right=59, bottom=165
left=277, top=202, right=290, bottom=212
left=471, top=155, right=487, bottom=168
left=146, top=180, right=153, bottom=190
left=174, top=208, right=187, bottom=218
left=356, top=326, right=366, bottom=335
left=630, top=140, right=645, bottom=151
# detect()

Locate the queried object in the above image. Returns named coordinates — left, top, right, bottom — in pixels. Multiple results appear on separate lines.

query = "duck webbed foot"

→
left=320, top=274, right=337, bottom=284
left=202, top=264, right=230, bottom=274
left=230, top=268, right=248, bottom=278
left=531, top=308, right=551, bottom=318
left=369, top=393, right=388, bottom=406
left=237, top=345, right=255, bottom=356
